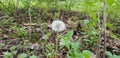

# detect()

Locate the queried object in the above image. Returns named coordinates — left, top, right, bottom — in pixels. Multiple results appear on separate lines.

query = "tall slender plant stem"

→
left=55, top=32, right=59, bottom=58
left=96, top=12, right=101, bottom=58
left=27, top=0, right=32, bottom=54
left=28, top=0, right=32, bottom=41
left=103, top=0, right=107, bottom=58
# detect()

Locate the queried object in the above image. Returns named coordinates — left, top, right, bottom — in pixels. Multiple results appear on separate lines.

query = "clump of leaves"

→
left=30, top=55, right=37, bottom=58
left=106, top=51, right=120, bottom=58
left=60, top=30, right=92, bottom=58
left=18, top=53, right=28, bottom=58
left=10, top=25, right=27, bottom=38
left=3, top=45, right=18, bottom=58
left=4, top=52, right=13, bottom=58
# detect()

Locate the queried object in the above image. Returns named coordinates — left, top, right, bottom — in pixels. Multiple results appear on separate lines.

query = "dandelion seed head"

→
left=51, top=20, right=66, bottom=32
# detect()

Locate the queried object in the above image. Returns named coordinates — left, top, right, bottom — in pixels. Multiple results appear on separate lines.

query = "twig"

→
left=27, top=0, right=32, bottom=55
left=96, top=12, right=101, bottom=58
left=103, top=0, right=107, bottom=58
left=28, top=0, right=32, bottom=40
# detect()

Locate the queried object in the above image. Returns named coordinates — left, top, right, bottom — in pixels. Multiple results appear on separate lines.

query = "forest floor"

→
left=0, top=8, right=120, bottom=58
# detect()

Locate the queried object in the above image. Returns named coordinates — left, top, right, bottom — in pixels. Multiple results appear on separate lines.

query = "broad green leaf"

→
left=10, top=46, right=17, bottom=51
left=74, top=52, right=84, bottom=58
left=12, top=50, right=18, bottom=54
left=18, top=53, right=28, bottom=58
left=91, top=31, right=98, bottom=35
left=84, top=1, right=94, bottom=6
left=105, top=51, right=112, bottom=58
left=112, top=54, right=120, bottom=58
left=4, top=52, right=13, bottom=58
left=110, top=33, right=118, bottom=39
left=106, top=0, right=114, bottom=7
left=83, top=50, right=92, bottom=56
left=61, top=37, right=70, bottom=49
left=106, top=22, right=113, bottom=28
left=84, top=19, right=89, bottom=25
left=65, top=30, right=74, bottom=39
left=71, top=42, right=79, bottom=51
left=30, top=55, right=37, bottom=58
left=82, top=50, right=92, bottom=58
left=66, top=54, right=72, bottom=58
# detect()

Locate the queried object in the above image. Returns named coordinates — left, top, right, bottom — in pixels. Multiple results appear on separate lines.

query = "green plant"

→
left=29, top=55, right=37, bottom=58
left=9, top=26, right=27, bottom=38
left=60, top=30, right=74, bottom=49
left=60, top=30, right=92, bottom=58
left=46, top=43, right=55, bottom=58
left=4, top=52, right=13, bottom=58
left=106, top=51, right=120, bottom=58
left=17, top=53, right=28, bottom=58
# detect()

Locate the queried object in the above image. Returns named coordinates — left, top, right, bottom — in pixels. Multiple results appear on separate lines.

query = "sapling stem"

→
left=96, top=12, right=101, bottom=58
left=28, top=0, right=32, bottom=42
left=103, top=0, right=107, bottom=58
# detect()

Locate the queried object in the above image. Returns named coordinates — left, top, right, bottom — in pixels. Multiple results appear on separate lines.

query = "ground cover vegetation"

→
left=0, top=0, right=120, bottom=58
